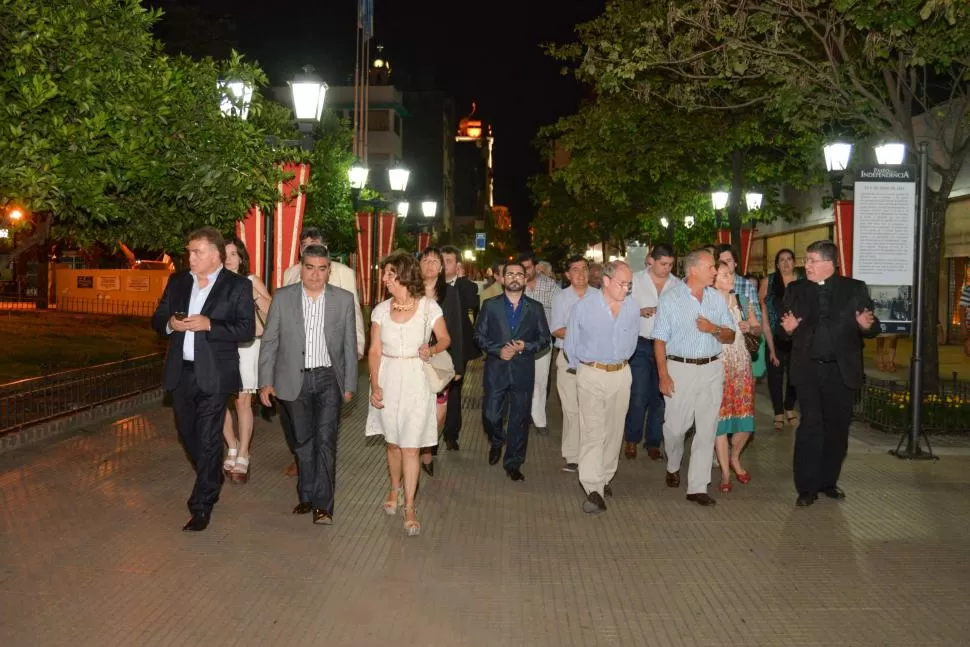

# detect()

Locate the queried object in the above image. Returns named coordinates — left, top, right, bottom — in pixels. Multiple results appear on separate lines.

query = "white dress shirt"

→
left=284, top=259, right=365, bottom=358
left=631, top=268, right=681, bottom=339
left=302, top=287, right=332, bottom=369
left=182, top=266, right=222, bottom=361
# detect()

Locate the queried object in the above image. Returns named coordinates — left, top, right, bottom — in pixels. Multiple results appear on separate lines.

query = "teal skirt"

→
left=752, top=336, right=767, bottom=378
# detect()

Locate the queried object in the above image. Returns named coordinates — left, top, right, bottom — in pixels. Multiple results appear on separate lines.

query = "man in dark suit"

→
left=258, top=245, right=357, bottom=525
left=152, top=227, right=256, bottom=532
left=441, top=245, right=481, bottom=451
left=474, top=260, right=551, bottom=481
left=781, top=240, right=879, bottom=507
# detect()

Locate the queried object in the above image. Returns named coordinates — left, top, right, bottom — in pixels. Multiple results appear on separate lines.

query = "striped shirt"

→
left=302, top=288, right=331, bottom=369
left=652, top=282, right=736, bottom=359
left=526, top=273, right=559, bottom=325
left=734, top=274, right=762, bottom=323
left=960, top=285, right=970, bottom=308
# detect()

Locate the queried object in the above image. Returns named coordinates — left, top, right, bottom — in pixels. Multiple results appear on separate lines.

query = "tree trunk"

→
left=728, top=149, right=745, bottom=247
left=920, top=177, right=956, bottom=392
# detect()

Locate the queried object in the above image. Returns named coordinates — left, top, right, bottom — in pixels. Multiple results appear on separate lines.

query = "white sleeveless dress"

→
left=365, top=297, right=442, bottom=448
left=237, top=275, right=260, bottom=393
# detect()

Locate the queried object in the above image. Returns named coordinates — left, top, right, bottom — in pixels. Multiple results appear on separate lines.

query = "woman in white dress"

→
left=366, top=252, right=451, bottom=536
left=222, top=237, right=272, bottom=483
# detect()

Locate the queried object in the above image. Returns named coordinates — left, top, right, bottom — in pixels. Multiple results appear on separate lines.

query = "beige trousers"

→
left=530, top=349, right=552, bottom=427
left=555, top=350, right=580, bottom=463
left=577, top=364, right=632, bottom=496
left=662, top=359, right=724, bottom=495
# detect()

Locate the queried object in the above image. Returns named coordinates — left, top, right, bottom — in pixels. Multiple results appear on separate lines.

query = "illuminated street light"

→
left=388, top=164, right=410, bottom=192
left=9, top=208, right=23, bottom=221
left=823, top=142, right=853, bottom=172
left=396, top=201, right=409, bottom=218
left=684, top=215, right=695, bottom=229
left=421, top=201, right=438, bottom=219
left=289, top=65, right=328, bottom=124
left=463, top=249, right=475, bottom=260
left=348, top=164, right=369, bottom=190
left=217, top=79, right=254, bottom=119
left=710, top=191, right=729, bottom=211
left=875, top=142, right=906, bottom=165
left=0, top=229, right=8, bottom=239
left=660, top=216, right=670, bottom=229
left=745, top=192, right=763, bottom=211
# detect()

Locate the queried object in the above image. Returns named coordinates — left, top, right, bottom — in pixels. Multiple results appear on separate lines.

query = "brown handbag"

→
left=735, top=294, right=760, bottom=356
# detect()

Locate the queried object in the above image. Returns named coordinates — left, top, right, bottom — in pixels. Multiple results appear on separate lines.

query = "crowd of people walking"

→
left=152, top=227, right=880, bottom=533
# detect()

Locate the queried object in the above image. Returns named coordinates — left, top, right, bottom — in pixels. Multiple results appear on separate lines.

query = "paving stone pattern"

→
left=1, top=361, right=969, bottom=646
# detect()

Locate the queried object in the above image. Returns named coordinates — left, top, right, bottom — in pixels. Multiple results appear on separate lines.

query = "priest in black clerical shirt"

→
left=780, top=240, right=880, bottom=507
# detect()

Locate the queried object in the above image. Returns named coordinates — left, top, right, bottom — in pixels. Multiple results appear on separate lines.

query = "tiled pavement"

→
left=2, top=361, right=970, bottom=647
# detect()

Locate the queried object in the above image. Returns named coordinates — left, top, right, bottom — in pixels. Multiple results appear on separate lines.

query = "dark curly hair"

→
left=380, top=251, right=424, bottom=299
left=225, top=235, right=250, bottom=276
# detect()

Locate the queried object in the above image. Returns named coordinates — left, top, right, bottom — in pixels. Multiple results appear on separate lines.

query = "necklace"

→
left=391, top=298, right=415, bottom=312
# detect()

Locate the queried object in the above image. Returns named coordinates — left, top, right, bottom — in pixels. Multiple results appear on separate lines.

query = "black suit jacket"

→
left=782, top=275, right=880, bottom=390
left=453, top=276, right=482, bottom=364
left=437, top=284, right=467, bottom=376
left=474, top=293, right=551, bottom=391
left=152, top=269, right=256, bottom=394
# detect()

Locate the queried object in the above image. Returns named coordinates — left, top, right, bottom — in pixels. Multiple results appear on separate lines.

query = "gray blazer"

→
left=258, top=283, right=359, bottom=400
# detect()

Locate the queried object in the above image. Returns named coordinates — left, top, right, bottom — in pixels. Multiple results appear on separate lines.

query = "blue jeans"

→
left=623, top=337, right=665, bottom=448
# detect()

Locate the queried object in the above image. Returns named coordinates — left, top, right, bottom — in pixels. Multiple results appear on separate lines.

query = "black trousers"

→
left=279, top=367, right=342, bottom=514
left=172, top=363, right=231, bottom=515
left=793, top=361, right=855, bottom=496
left=767, top=342, right=797, bottom=415
left=483, top=379, right=531, bottom=471
left=442, top=375, right=464, bottom=444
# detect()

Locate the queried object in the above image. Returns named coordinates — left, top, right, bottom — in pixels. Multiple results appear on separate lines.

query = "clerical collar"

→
left=817, top=280, right=825, bottom=286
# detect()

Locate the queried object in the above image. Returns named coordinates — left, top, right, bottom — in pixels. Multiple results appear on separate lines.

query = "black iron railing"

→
left=0, top=353, right=165, bottom=435
left=0, top=296, right=37, bottom=310
left=57, top=296, right=159, bottom=317
left=855, top=374, right=970, bottom=433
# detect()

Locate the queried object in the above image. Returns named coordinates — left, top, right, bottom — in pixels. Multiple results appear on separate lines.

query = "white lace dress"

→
left=365, top=297, right=442, bottom=448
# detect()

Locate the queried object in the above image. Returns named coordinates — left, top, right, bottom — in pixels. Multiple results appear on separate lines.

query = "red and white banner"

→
left=236, top=162, right=310, bottom=288
left=355, top=212, right=397, bottom=306
left=417, top=231, right=431, bottom=253
left=739, top=228, right=754, bottom=275
left=236, top=206, right=264, bottom=280
left=833, top=199, right=854, bottom=277
left=715, top=229, right=731, bottom=245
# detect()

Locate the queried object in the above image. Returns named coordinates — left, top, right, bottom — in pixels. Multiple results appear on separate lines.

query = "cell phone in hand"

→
left=174, top=311, right=187, bottom=320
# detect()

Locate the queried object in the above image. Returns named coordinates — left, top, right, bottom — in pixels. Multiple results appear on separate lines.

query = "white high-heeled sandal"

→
left=223, top=448, right=238, bottom=474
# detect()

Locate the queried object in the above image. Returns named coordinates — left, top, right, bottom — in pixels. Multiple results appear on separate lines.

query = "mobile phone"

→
left=174, top=311, right=187, bottom=320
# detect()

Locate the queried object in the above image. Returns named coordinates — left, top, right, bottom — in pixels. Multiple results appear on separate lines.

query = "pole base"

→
left=890, top=428, right=938, bottom=461
left=889, top=447, right=939, bottom=461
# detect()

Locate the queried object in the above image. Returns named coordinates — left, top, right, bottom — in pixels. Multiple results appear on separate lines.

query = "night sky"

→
left=148, top=0, right=605, bottom=239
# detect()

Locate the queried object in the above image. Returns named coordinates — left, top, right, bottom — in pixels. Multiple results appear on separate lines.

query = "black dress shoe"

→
left=665, top=470, right=681, bottom=488
left=445, top=439, right=459, bottom=451
left=796, top=493, right=818, bottom=507
left=821, top=487, right=846, bottom=500
left=421, top=460, right=435, bottom=477
left=604, top=483, right=613, bottom=498
left=506, top=468, right=525, bottom=481
left=686, top=493, right=717, bottom=506
left=312, top=509, right=334, bottom=525
left=293, top=502, right=313, bottom=515
left=582, top=492, right=607, bottom=514
left=488, top=446, right=501, bottom=465
left=182, top=513, right=210, bottom=532
left=535, top=426, right=549, bottom=437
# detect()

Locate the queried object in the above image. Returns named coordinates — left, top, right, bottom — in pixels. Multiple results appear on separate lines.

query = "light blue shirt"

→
left=563, top=291, right=640, bottom=369
left=182, top=266, right=223, bottom=361
left=652, top=282, right=735, bottom=359
left=550, top=285, right=599, bottom=349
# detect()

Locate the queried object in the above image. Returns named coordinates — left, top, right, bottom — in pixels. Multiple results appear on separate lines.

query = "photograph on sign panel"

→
left=869, top=285, right=912, bottom=323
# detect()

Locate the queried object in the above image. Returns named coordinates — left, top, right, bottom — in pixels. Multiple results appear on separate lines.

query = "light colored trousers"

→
left=577, top=364, right=632, bottom=496
left=662, top=359, right=724, bottom=495
left=555, top=350, right=580, bottom=463
left=530, top=349, right=552, bottom=428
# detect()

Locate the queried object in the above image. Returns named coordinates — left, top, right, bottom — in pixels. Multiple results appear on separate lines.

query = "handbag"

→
left=735, top=294, right=761, bottom=357
left=422, top=298, right=455, bottom=393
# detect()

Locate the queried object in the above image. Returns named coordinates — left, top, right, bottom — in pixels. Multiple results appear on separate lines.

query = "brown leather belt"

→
left=581, top=360, right=629, bottom=372
left=667, top=354, right=720, bottom=366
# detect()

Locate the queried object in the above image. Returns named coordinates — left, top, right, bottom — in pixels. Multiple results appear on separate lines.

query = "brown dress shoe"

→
left=623, top=442, right=637, bottom=460
left=284, top=461, right=298, bottom=477
left=646, top=447, right=662, bottom=461
left=665, top=470, right=680, bottom=488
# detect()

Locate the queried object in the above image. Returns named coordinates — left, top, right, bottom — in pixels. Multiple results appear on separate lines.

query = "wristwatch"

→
left=712, top=325, right=721, bottom=337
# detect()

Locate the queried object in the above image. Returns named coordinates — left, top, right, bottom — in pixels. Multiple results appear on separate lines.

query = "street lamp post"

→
left=220, top=66, right=327, bottom=284
left=823, top=141, right=853, bottom=199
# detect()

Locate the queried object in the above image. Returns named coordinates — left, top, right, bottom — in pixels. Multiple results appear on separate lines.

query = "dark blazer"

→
left=436, top=284, right=467, bottom=376
left=453, top=276, right=482, bottom=364
left=474, top=293, right=551, bottom=391
left=152, top=269, right=256, bottom=394
left=782, top=275, right=880, bottom=389
left=258, top=283, right=359, bottom=400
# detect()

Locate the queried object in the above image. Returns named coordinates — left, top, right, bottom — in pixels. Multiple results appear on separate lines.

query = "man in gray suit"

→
left=259, top=245, right=358, bottom=525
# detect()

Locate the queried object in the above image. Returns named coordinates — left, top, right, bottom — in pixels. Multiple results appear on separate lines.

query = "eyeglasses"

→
left=504, top=271, right=525, bottom=278
left=611, top=279, right=633, bottom=290
left=804, top=257, right=832, bottom=266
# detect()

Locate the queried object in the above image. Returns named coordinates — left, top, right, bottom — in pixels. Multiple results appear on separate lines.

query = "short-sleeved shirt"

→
left=652, top=283, right=736, bottom=359
left=550, top=286, right=600, bottom=348
left=630, top=269, right=681, bottom=338
left=563, top=292, right=640, bottom=369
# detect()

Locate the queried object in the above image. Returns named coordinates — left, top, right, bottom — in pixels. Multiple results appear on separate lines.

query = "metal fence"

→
left=57, top=296, right=159, bottom=317
left=0, top=353, right=165, bottom=435
left=0, top=296, right=37, bottom=310
left=855, top=374, right=970, bottom=433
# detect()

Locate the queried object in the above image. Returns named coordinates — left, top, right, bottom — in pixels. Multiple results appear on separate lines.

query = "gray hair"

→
left=684, top=248, right=713, bottom=270
left=806, top=240, right=839, bottom=265
left=602, top=260, right=631, bottom=279
left=301, top=244, right=331, bottom=262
